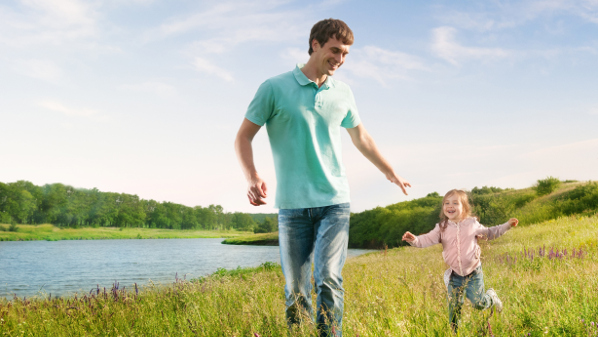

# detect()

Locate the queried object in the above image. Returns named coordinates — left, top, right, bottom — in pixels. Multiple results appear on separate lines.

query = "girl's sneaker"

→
left=487, top=288, right=503, bottom=312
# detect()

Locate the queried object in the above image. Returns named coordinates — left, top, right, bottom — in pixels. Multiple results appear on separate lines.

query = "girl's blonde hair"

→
left=439, top=189, right=474, bottom=232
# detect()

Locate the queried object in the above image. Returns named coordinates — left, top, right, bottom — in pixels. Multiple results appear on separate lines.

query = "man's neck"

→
left=301, top=61, right=327, bottom=87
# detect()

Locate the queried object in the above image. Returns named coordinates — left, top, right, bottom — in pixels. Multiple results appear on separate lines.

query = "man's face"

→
left=311, top=36, right=350, bottom=77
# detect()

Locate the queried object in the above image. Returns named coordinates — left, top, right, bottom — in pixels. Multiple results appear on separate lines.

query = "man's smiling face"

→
left=311, top=36, right=350, bottom=77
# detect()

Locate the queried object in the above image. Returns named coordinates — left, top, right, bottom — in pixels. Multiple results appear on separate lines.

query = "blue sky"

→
left=1, top=0, right=597, bottom=214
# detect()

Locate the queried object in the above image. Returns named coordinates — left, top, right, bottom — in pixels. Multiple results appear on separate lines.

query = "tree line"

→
left=0, top=181, right=277, bottom=232
left=3, top=178, right=596, bottom=243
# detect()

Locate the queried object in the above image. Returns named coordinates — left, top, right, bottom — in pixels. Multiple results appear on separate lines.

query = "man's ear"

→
left=311, top=39, right=320, bottom=52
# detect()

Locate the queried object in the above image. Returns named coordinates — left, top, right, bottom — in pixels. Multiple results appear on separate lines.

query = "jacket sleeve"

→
left=409, top=223, right=442, bottom=248
left=478, top=220, right=511, bottom=240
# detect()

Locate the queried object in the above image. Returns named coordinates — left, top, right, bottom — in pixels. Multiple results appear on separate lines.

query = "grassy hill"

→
left=349, top=178, right=598, bottom=248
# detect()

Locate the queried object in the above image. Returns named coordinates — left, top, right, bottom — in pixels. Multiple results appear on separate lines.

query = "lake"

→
left=0, top=238, right=373, bottom=299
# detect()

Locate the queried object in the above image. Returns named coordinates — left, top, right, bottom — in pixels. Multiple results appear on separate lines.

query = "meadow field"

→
left=0, top=224, right=251, bottom=241
left=1, top=214, right=596, bottom=336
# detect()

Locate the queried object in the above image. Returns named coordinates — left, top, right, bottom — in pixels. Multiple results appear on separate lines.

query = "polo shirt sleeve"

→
left=245, top=80, right=274, bottom=126
left=340, top=87, right=361, bottom=129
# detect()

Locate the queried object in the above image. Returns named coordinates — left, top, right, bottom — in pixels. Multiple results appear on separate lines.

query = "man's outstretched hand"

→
left=389, top=174, right=411, bottom=195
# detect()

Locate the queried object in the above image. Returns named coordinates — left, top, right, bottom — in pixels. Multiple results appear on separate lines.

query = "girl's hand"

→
left=402, top=231, right=416, bottom=243
left=508, top=218, right=519, bottom=227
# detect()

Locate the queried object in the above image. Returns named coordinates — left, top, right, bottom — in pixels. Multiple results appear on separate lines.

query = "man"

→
left=234, top=18, right=410, bottom=337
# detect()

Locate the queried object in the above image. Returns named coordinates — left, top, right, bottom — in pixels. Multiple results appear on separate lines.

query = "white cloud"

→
left=14, top=59, right=63, bottom=82
left=436, top=0, right=598, bottom=31
left=434, top=11, right=505, bottom=32
left=149, top=0, right=308, bottom=55
left=155, top=3, right=236, bottom=37
left=119, top=81, right=178, bottom=99
left=154, top=1, right=296, bottom=37
left=192, top=57, right=234, bottom=82
left=40, top=100, right=101, bottom=119
left=278, top=45, right=428, bottom=86
left=431, top=26, right=511, bottom=65
left=22, top=0, right=96, bottom=27
left=517, top=138, right=598, bottom=174
left=280, top=47, right=307, bottom=64
left=527, top=0, right=598, bottom=22
left=344, top=46, right=429, bottom=85
left=0, top=0, right=99, bottom=48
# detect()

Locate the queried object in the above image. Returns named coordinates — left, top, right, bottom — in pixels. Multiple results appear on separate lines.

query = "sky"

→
left=1, top=0, right=597, bottom=215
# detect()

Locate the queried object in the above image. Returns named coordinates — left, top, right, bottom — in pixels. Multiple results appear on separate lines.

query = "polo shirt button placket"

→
left=314, top=87, right=324, bottom=109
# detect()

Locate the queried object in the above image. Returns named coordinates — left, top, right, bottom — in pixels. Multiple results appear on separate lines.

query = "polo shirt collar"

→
left=293, top=63, right=334, bottom=89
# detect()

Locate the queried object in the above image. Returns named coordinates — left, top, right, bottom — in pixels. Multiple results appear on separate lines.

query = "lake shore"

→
left=0, top=224, right=252, bottom=241
left=221, top=231, right=279, bottom=245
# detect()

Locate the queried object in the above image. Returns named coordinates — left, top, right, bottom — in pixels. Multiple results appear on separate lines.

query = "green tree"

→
left=41, top=183, right=68, bottom=225
left=231, top=212, right=256, bottom=231
left=254, top=216, right=277, bottom=233
left=0, top=182, right=15, bottom=224
left=209, top=204, right=224, bottom=229
left=114, top=194, right=146, bottom=227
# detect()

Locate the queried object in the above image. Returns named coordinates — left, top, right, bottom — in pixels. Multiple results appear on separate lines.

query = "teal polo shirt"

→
left=245, top=64, right=361, bottom=209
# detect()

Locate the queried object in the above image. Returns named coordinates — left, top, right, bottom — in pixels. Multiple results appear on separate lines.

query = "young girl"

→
left=402, top=189, right=518, bottom=332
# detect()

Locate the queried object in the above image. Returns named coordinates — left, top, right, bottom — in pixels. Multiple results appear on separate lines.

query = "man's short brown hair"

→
left=308, top=18, right=354, bottom=55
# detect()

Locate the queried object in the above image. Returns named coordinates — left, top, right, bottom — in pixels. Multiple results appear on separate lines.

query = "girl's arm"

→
left=480, top=218, right=518, bottom=240
left=402, top=224, right=442, bottom=248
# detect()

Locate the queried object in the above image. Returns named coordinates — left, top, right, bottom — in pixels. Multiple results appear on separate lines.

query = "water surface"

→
left=0, top=238, right=372, bottom=299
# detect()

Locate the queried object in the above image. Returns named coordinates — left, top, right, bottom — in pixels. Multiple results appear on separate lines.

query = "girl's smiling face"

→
left=443, top=193, right=463, bottom=222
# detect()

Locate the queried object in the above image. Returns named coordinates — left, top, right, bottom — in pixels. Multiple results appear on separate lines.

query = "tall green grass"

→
left=0, top=224, right=252, bottom=241
left=221, top=231, right=279, bottom=245
left=1, top=214, right=596, bottom=336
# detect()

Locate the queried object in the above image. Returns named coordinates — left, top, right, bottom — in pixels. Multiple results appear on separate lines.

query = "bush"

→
left=0, top=225, right=6, bottom=231
left=558, top=182, right=598, bottom=215
left=471, top=186, right=504, bottom=195
left=514, top=192, right=537, bottom=208
left=535, top=177, right=561, bottom=196
left=8, top=223, right=18, bottom=232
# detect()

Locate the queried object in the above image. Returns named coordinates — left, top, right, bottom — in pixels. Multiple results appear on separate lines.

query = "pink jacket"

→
left=408, top=217, right=512, bottom=276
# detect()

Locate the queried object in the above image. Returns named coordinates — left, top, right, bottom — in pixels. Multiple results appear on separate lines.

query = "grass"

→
left=0, top=214, right=597, bottom=336
left=0, top=224, right=253, bottom=241
left=221, top=231, right=279, bottom=245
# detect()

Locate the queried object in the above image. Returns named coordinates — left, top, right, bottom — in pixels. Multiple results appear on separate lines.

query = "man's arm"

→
left=346, top=123, right=411, bottom=195
left=234, top=118, right=268, bottom=206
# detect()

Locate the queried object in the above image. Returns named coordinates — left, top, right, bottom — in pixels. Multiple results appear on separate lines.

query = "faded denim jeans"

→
left=278, top=203, right=350, bottom=337
left=447, top=264, right=493, bottom=330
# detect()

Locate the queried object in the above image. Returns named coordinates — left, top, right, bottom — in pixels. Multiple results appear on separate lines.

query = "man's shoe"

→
left=487, top=288, right=503, bottom=313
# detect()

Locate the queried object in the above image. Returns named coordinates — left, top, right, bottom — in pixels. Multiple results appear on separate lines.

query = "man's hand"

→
left=402, top=231, right=416, bottom=243
left=247, top=177, right=267, bottom=206
left=346, top=124, right=412, bottom=196
left=508, top=218, right=519, bottom=227
left=388, top=173, right=411, bottom=196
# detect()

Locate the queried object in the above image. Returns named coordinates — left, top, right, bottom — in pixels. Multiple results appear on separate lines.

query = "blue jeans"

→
left=447, top=265, right=492, bottom=330
left=278, top=203, right=350, bottom=337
